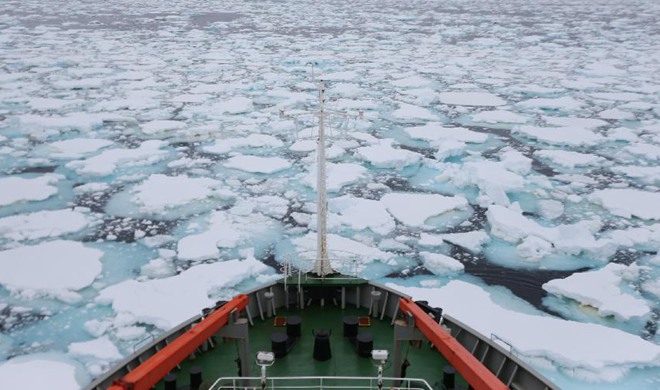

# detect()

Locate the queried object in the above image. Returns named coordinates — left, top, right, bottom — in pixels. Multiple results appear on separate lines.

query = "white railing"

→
left=282, top=250, right=364, bottom=281
left=209, top=375, right=433, bottom=390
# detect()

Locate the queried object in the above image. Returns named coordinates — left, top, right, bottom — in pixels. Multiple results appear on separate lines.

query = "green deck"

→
left=156, top=301, right=468, bottom=389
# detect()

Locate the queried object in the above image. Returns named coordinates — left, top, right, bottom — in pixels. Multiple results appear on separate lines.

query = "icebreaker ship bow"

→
left=89, top=84, right=558, bottom=390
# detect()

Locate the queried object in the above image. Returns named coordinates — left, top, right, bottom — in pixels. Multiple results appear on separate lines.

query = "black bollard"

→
left=164, top=373, right=177, bottom=390
left=443, top=366, right=456, bottom=389
left=190, top=366, right=202, bottom=390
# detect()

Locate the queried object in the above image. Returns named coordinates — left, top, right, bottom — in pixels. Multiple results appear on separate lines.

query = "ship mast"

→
left=313, top=82, right=332, bottom=276
left=281, top=79, right=360, bottom=278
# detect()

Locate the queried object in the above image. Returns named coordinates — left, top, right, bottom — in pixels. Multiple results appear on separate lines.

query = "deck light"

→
left=256, top=351, right=275, bottom=389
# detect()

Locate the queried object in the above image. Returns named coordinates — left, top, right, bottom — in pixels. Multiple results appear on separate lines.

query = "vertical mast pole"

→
left=315, top=82, right=330, bottom=276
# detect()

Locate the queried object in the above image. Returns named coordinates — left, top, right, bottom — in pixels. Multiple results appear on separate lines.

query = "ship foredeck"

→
left=155, top=300, right=467, bottom=389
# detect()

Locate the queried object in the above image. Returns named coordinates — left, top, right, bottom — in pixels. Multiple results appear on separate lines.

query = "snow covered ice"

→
left=1, top=0, right=660, bottom=388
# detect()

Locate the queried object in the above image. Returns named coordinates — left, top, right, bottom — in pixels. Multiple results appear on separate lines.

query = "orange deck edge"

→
left=399, top=298, right=509, bottom=390
left=108, top=294, right=249, bottom=390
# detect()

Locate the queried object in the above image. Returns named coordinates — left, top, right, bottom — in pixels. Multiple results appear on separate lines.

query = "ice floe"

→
left=419, top=231, right=490, bottom=253
left=534, top=150, right=607, bottom=169
left=97, top=256, right=269, bottom=330
left=419, top=251, right=464, bottom=275
left=0, top=174, right=62, bottom=207
left=487, top=204, right=613, bottom=260
left=471, top=110, right=529, bottom=124
left=355, top=139, right=422, bottom=169
left=36, top=138, right=114, bottom=160
left=304, top=163, right=369, bottom=192
left=381, top=193, right=469, bottom=228
left=0, top=208, right=97, bottom=242
left=177, top=209, right=281, bottom=261
left=391, top=281, right=660, bottom=383
left=0, top=240, right=103, bottom=302
left=438, top=91, right=506, bottom=106
left=543, top=263, right=651, bottom=321
left=0, top=353, right=91, bottom=389
left=329, top=195, right=396, bottom=235
left=107, top=174, right=234, bottom=220
left=66, top=140, right=169, bottom=176
left=512, top=125, right=604, bottom=146
left=202, top=134, right=284, bottom=155
left=224, top=155, right=292, bottom=174
left=589, top=189, right=660, bottom=220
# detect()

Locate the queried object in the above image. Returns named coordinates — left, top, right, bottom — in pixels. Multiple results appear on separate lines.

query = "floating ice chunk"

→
left=516, top=96, right=583, bottom=111
left=543, top=263, right=651, bottom=321
left=445, top=161, right=526, bottom=206
left=231, top=196, right=290, bottom=220
left=599, top=109, right=635, bottom=120
left=304, top=163, right=369, bottom=192
left=487, top=204, right=612, bottom=258
left=0, top=353, right=90, bottom=389
left=516, top=236, right=554, bottom=261
left=419, top=252, right=464, bottom=274
left=500, top=149, right=532, bottom=175
left=37, top=138, right=113, bottom=159
left=68, top=336, right=122, bottom=361
left=590, top=92, right=644, bottom=102
left=19, top=113, right=127, bottom=134
left=419, top=231, right=489, bottom=253
left=211, top=96, right=253, bottom=114
left=126, top=174, right=234, bottom=216
left=355, top=139, right=422, bottom=169
left=438, top=92, right=506, bottom=106
left=391, top=76, right=432, bottom=88
left=73, top=182, right=110, bottom=194
left=115, top=326, right=147, bottom=341
left=52, top=78, right=105, bottom=90
left=319, top=70, right=359, bottom=81
left=623, top=143, right=660, bottom=160
left=84, top=320, right=112, bottom=338
left=589, top=189, right=660, bottom=220
left=0, top=174, right=62, bottom=206
left=140, top=120, right=186, bottom=135
left=66, top=140, right=169, bottom=176
left=537, top=199, right=565, bottom=220
left=141, top=258, right=176, bottom=278
left=0, top=209, right=96, bottom=241
left=224, top=155, right=291, bottom=174
left=390, top=281, right=660, bottom=382
left=534, top=150, right=606, bottom=168
left=203, top=134, right=284, bottom=155
left=167, top=157, right=213, bottom=169
left=328, top=83, right=363, bottom=97
left=27, top=97, right=84, bottom=110
left=603, top=223, right=660, bottom=248
left=543, top=116, right=608, bottom=129
left=611, top=166, right=660, bottom=185
left=98, top=256, right=268, bottom=329
left=381, top=193, right=468, bottom=228
left=177, top=210, right=279, bottom=261
left=405, top=123, right=488, bottom=143
left=329, top=195, right=396, bottom=235
left=471, top=110, right=529, bottom=124
left=512, top=126, right=604, bottom=146
left=0, top=240, right=103, bottom=302
left=290, top=140, right=317, bottom=152
left=434, top=140, right=467, bottom=160
left=392, top=103, right=438, bottom=121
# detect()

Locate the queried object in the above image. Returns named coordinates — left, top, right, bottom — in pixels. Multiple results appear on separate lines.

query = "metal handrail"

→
left=282, top=250, right=364, bottom=280
left=209, top=375, right=433, bottom=390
